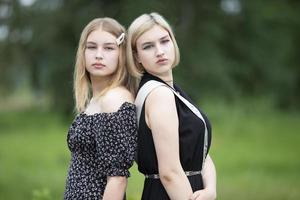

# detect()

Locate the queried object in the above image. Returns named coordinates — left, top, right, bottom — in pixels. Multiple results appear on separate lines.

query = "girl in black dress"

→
left=64, top=18, right=137, bottom=200
left=127, top=13, right=217, bottom=200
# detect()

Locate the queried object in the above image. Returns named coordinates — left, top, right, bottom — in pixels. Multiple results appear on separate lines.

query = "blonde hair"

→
left=74, top=17, right=134, bottom=113
left=126, top=12, right=180, bottom=82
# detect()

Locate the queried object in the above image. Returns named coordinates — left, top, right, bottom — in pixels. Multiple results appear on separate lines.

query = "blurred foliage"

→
left=0, top=0, right=299, bottom=115
left=1, top=100, right=300, bottom=199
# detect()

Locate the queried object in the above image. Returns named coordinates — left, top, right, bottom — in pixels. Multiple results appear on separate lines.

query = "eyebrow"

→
left=86, top=41, right=117, bottom=46
left=141, top=34, right=170, bottom=46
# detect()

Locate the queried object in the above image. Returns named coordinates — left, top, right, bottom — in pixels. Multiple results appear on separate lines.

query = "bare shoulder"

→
left=101, top=86, right=134, bottom=113
left=145, top=85, right=178, bottom=129
left=146, top=85, right=175, bottom=106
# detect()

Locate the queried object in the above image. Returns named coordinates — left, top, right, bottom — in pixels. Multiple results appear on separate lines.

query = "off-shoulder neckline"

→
left=80, top=102, right=135, bottom=117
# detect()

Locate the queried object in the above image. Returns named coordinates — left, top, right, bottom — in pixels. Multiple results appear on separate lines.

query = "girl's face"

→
left=85, top=29, right=119, bottom=79
left=136, top=25, right=175, bottom=77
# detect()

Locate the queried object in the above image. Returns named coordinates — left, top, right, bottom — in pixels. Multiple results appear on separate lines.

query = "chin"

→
left=90, top=72, right=110, bottom=77
left=159, top=66, right=172, bottom=73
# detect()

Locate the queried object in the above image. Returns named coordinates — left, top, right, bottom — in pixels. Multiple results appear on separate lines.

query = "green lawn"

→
left=0, top=100, right=299, bottom=200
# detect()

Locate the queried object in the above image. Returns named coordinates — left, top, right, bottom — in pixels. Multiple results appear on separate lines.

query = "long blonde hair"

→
left=74, top=18, right=134, bottom=113
left=126, top=12, right=180, bottom=88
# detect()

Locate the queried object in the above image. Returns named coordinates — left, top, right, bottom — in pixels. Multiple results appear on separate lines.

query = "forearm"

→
left=160, top=169, right=193, bottom=200
left=202, top=154, right=217, bottom=199
left=102, top=176, right=127, bottom=200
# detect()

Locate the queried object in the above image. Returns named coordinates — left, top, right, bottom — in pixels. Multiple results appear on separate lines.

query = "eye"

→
left=161, top=39, right=170, bottom=44
left=143, top=44, right=154, bottom=50
left=86, top=45, right=96, bottom=50
left=104, top=46, right=115, bottom=50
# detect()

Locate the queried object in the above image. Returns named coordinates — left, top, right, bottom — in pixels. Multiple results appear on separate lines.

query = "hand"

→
left=189, top=189, right=216, bottom=200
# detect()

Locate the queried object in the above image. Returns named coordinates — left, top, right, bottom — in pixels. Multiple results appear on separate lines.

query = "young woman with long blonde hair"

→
left=64, top=17, right=137, bottom=200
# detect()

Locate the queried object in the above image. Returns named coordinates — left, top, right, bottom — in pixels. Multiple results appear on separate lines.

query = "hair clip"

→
left=116, top=33, right=125, bottom=46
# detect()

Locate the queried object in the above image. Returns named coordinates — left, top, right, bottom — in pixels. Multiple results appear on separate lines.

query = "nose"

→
left=155, top=44, right=164, bottom=57
left=95, top=48, right=103, bottom=60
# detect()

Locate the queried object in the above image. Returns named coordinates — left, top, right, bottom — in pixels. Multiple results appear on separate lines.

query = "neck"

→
left=163, top=79, right=173, bottom=87
left=153, top=70, right=174, bottom=87
left=90, top=75, right=110, bottom=98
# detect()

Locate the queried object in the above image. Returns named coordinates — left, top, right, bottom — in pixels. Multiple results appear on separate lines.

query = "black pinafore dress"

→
left=136, top=72, right=212, bottom=200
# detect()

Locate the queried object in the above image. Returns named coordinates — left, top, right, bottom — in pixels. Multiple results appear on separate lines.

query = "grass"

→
left=203, top=98, right=300, bottom=200
left=0, top=99, right=300, bottom=200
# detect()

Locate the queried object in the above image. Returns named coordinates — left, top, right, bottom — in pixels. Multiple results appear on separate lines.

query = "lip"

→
left=156, top=58, right=168, bottom=64
left=92, top=63, right=106, bottom=68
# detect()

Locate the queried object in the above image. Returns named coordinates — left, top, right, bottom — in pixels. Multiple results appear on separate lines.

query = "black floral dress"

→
left=64, top=102, right=137, bottom=200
